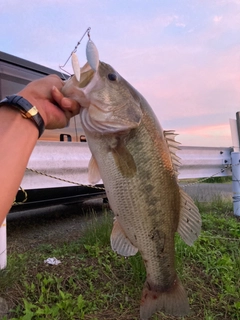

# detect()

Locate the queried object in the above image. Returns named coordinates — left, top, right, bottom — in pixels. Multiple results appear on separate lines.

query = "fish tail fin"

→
left=140, top=277, right=189, bottom=320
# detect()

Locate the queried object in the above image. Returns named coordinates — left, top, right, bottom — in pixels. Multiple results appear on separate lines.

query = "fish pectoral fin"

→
left=88, top=156, right=101, bottom=184
left=110, top=218, right=138, bottom=256
left=112, top=142, right=137, bottom=178
left=177, top=189, right=202, bottom=246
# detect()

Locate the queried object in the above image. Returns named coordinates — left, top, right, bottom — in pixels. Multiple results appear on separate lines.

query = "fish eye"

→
left=108, top=73, right=117, bottom=81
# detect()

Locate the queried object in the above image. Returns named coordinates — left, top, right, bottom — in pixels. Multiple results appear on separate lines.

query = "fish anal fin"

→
left=177, top=189, right=202, bottom=246
left=111, top=218, right=138, bottom=256
left=88, top=156, right=101, bottom=184
left=111, top=142, right=137, bottom=178
left=140, top=278, right=189, bottom=320
left=140, top=277, right=189, bottom=319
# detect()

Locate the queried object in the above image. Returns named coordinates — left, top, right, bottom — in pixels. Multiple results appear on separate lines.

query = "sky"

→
left=1, top=0, right=240, bottom=147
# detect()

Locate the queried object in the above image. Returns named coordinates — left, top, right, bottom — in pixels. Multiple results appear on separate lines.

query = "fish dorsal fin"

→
left=111, top=218, right=138, bottom=256
left=164, top=130, right=181, bottom=177
left=88, top=155, right=101, bottom=184
left=177, top=189, right=202, bottom=246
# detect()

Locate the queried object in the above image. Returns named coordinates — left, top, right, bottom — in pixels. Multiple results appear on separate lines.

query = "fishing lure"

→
left=59, top=27, right=99, bottom=79
left=86, top=39, right=99, bottom=72
left=71, top=52, right=81, bottom=82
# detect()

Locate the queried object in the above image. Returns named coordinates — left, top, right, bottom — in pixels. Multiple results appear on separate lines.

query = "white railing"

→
left=8, top=142, right=235, bottom=190
left=177, top=146, right=232, bottom=179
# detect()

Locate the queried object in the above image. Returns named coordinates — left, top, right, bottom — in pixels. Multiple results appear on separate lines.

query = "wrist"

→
left=0, top=106, right=39, bottom=138
left=0, top=95, right=45, bottom=138
left=18, top=90, right=47, bottom=124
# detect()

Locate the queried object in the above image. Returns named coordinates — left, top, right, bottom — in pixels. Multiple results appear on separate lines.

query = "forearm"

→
left=0, top=106, right=38, bottom=225
left=0, top=75, right=80, bottom=226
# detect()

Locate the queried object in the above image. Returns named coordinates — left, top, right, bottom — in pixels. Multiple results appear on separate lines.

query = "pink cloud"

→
left=213, top=15, right=223, bottom=23
left=179, top=123, right=231, bottom=136
left=177, top=124, right=232, bottom=147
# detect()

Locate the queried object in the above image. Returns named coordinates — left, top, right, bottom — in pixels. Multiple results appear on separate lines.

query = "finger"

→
left=61, top=97, right=80, bottom=116
left=48, top=74, right=64, bottom=87
left=51, top=85, right=64, bottom=105
left=52, top=84, right=80, bottom=118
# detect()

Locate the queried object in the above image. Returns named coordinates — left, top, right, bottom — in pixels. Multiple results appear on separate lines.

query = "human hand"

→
left=17, top=74, right=80, bottom=129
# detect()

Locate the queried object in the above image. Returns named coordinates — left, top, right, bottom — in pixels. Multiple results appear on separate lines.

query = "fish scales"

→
left=62, top=59, right=201, bottom=319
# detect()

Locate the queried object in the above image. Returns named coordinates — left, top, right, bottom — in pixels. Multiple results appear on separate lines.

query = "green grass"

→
left=0, top=202, right=239, bottom=320
left=199, top=176, right=232, bottom=183
left=180, top=176, right=232, bottom=184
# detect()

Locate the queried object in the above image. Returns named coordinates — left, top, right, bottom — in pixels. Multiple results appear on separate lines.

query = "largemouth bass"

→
left=62, top=54, right=201, bottom=319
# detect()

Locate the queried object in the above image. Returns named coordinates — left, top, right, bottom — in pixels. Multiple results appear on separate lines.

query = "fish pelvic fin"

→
left=111, top=218, right=138, bottom=256
left=88, top=156, right=101, bottom=184
left=177, top=189, right=202, bottom=246
left=140, top=277, right=189, bottom=320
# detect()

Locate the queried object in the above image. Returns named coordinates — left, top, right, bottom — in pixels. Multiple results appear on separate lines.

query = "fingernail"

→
left=62, top=98, right=71, bottom=108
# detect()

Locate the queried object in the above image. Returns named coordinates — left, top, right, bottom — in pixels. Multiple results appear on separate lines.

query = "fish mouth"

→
left=78, top=63, right=95, bottom=88
left=61, top=62, right=97, bottom=109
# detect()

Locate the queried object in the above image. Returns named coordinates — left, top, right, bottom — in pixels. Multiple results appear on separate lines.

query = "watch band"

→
left=0, top=95, right=45, bottom=137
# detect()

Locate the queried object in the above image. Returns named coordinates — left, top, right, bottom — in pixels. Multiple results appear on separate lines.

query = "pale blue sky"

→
left=1, top=0, right=240, bottom=147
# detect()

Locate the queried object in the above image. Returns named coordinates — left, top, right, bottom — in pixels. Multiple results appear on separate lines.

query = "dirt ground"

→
left=6, top=198, right=110, bottom=254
